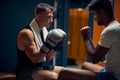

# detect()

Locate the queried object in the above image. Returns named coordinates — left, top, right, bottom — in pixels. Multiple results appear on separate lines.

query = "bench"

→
left=0, top=73, right=16, bottom=80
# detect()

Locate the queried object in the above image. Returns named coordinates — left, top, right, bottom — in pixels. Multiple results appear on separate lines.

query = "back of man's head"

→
left=86, top=0, right=113, bottom=14
left=35, top=3, right=54, bottom=14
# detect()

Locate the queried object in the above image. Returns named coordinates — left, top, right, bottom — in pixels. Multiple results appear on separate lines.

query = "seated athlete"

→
left=16, top=3, right=66, bottom=80
left=58, top=0, right=120, bottom=80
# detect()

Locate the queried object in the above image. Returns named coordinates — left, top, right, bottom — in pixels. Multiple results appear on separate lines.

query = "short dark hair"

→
left=35, top=3, right=54, bottom=14
left=86, top=0, right=113, bottom=14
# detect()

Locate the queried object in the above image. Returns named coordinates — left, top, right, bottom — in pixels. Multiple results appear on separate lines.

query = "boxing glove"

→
left=53, top=29, right=66, bottom=52
left=40, top=28, right=66, bottom=53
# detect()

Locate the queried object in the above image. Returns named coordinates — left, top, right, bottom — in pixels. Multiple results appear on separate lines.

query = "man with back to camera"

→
left=58, top=0, right=120, bottom=80
left=16, top=3, right=66, bottom=80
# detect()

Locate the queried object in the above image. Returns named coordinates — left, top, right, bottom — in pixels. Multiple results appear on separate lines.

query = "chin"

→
left=46, top=26, right=50, bottom=28
left=98, top=23, right=104, bottom=26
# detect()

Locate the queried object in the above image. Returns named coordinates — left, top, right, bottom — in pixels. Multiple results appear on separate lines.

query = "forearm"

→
left=46, top=50, right=57, bottom=60
left=83, top=37, right=102, bottom=63
left=80, top=26, right=104, bottom=63
left=26, top=48, right=47, bottom=63
left=83, top=37, right=96, bottom=56
left=32, top=50, right=56, bottom=62
left=80, top=26, right=95, bottom=55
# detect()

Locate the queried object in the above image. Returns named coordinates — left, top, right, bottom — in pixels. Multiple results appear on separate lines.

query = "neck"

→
left=35, top=19, right=44, bottom=29
left=104, top=17, right=115, bottom=27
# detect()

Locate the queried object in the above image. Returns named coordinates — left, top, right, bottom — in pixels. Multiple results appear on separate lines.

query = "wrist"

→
left=82, top=36, right=89, bottom=40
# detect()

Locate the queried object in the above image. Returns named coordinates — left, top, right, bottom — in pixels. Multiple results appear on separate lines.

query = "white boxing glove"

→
left=53, top=29, right=66, bottom=51
left=40, top=28, right=67, bottom=53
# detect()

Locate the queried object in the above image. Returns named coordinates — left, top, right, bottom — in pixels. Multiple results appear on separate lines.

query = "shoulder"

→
left=17, top=29, right=34, bottom=48
left=17, top=29, right=34, bottom=39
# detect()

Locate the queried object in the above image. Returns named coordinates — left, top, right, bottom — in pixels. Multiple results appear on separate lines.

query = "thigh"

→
left=54, top=66, right=64, bottom=74
left=32, top=69, right=58, bottom=80
left=58, top=67, right=97, bottom=80
left=82, top=62, right=104, bottom=72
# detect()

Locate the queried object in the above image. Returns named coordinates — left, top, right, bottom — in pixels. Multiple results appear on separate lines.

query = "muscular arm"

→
left=17, top=29, right=47, bottom=63
left=83, top=37, right=109, bottom=63
left=80, top=26, right=109, bottom=63
left=46, top=50, right=57, bottom=60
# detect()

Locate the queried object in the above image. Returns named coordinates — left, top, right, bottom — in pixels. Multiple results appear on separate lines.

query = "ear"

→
left=36, top=14, right=41, bottom=19
left=38, top=14, right=41, bottom=18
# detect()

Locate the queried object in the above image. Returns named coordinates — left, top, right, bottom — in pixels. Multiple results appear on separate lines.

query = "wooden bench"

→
left=0, top=73, right=16, bottom=80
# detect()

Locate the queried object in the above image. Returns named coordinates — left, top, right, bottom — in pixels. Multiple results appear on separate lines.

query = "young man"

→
left=58, top=0, right=120, bottom=80
left=16, top=3, right=66, bottom=80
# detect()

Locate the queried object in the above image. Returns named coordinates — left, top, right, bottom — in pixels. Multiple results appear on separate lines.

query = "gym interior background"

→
left=0, top=0, right=120, bottom=74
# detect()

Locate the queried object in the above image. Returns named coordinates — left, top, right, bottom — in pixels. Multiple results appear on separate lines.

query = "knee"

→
left=81, top=62, right=91, bottom=69
left=81, top=62, right=88, bottom=69
left=58, top=68, right=71, bottom=80
left=58, top=69, right=65, bottom=80
left=32, top=71, right=58, bottom=80
left=48, top=72, right=58, bottom=80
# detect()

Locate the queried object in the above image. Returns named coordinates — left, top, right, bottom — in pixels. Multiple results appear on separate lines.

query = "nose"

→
left=51, top=17, right=53, bottom=22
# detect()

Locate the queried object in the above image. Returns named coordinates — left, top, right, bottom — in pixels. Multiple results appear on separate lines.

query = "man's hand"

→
left=40, top=28, right=66, bottom=54
left=80, top=26, right=90, bottom=40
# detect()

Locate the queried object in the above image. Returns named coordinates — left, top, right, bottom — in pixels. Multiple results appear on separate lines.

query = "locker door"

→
left=68, top=8, right=89, bottom=64
left=114, top=0, right=120, bottom=22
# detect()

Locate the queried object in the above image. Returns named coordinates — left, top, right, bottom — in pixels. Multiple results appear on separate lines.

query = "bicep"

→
left=17, top=29, right=38, bottom=57
left=91, top=45, right=109, bottom=63
left=92, top=29, right=113, bottom=63
left=17, top=29, right=48, bottom=63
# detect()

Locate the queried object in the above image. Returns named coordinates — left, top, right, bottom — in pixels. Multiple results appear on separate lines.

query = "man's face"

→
left=40, top=10, right=53, bottom=28
left=92, top=10, right=104, bottom=26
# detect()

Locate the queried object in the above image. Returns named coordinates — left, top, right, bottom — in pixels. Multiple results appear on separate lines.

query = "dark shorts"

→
left=17, top=66, right=54, bottom=80
left=96, top=68, right=118, bottom=80
left=17, top=68, right=33, bottom=80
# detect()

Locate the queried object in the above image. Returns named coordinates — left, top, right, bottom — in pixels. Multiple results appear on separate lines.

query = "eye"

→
left=48, top=16, right=53, bottom=19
